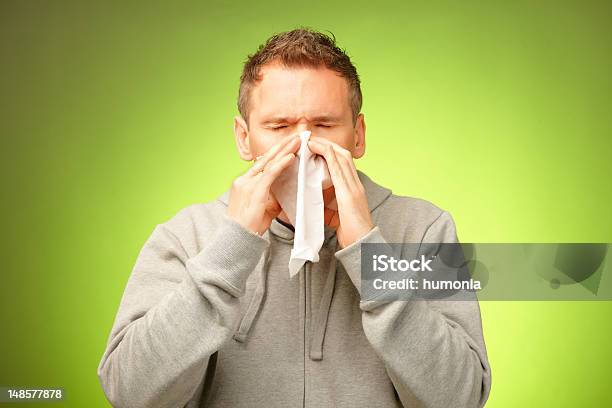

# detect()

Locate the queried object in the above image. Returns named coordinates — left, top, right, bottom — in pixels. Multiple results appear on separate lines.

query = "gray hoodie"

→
left=98, top=170, right=492, bottom=408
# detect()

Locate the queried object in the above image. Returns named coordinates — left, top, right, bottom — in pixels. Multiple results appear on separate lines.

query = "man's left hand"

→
left=308, top=137, right=374, bottom=248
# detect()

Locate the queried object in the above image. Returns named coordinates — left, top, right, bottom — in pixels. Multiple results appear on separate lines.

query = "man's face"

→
left=236, top=62, right=365, bottom=160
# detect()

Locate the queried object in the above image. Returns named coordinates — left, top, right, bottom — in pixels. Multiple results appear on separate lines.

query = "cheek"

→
left=249, top=132, right=283, bottom=156
left=314, top=128, right=354, bottom=151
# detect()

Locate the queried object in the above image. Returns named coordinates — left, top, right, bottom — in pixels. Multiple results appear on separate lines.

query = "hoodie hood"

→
left=217, top=170, right=392, bottom=360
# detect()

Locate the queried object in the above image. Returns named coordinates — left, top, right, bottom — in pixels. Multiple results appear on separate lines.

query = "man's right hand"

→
left=227, top=134, right=300, bottom=235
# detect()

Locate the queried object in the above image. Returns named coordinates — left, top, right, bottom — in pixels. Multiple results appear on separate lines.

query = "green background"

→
left=1, top=0, right=611, bottom=406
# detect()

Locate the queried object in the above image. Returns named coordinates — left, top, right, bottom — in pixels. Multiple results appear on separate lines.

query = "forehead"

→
left=250, top=63, right=351, bottom=120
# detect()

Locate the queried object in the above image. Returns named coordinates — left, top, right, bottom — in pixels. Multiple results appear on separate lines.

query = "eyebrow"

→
left=310, top=115, right=341, bottom=123
left=260, top=115, right=342, bottom=124
left=260, top=117, right=292, bottom=125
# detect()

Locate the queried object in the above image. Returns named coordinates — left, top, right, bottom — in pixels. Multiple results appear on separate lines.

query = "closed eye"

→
left=270, top=125, right=288, bottom=130
left=316, top=124, right=333, bottom=128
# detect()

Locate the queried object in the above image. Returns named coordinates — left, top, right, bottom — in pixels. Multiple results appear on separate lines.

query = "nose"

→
left=296, top=120, right=312, bottom=135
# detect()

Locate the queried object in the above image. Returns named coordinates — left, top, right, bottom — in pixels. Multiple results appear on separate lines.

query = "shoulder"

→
left=155, top=196, right=229, bottom=257
left=375, top=193, right=459, bottom=243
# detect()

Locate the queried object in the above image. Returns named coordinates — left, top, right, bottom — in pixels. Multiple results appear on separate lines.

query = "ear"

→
left=352, top=113, right=366, bottom=159
left=233, top=115, right=253, bottom=161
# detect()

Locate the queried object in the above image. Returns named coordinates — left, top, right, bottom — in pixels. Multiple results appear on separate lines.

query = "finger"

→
left=331, top=143, right=360, bottom=187
left=325, top=143, right=350, bottom=194
left=332, top=147, right=360, bottom=191
left=248, top=134, right=299, bottom=176
left=250, top=154, right=293, bottom=203
left=306, top=138, right=327, bottom=156
left=263, top=135, right=301, bottom=172
left=251, top=140, right=300, bottom=203
left=309, top=138, right=360, bottom=189
left=249, top=135, right=297, bottom=175
left=308, top=136, right=343, bottom=151
left=309, top=140, right=348, bottom=192
left=258, top=152, right=297, bottom=192
left=308, top=136, right=352, bottom=160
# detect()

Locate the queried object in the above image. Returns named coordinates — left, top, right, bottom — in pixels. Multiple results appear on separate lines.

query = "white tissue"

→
left=270, top=130, right=331, bottom=277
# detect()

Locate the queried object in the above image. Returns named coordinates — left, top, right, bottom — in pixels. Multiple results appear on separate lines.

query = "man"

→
left=98, top=28, right=492, bottom=407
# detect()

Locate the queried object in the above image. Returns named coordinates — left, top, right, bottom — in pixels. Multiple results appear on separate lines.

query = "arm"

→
left=97, top=214, right=269, bottom=408
left=335, top=211, right=492, bottom=408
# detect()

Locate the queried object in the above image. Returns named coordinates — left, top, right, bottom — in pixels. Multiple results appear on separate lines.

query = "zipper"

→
left=302, top=262, right=310, bottom=408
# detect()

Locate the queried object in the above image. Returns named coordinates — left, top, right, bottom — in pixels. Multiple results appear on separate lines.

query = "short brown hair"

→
left=238, top=28, right=362, bottom=125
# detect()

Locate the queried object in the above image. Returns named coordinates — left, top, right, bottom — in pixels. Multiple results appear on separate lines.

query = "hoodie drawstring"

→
left=232, top=237, right=339, bottom=362
left=232, top=244, right=271, bottom=343
left=309, top=238, right=338, bottom=361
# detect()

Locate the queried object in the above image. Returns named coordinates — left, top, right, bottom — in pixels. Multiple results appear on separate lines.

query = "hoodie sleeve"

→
left=97, top=214, right=269, bottom=408
left=335, top=211, right=492, bottom=408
